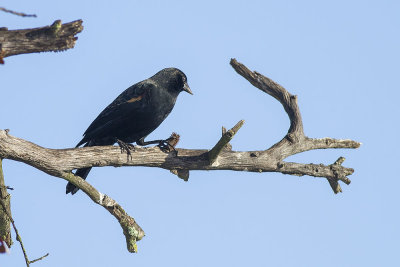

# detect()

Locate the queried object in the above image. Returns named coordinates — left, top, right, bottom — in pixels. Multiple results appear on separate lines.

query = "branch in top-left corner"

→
left=0, top=20, right=83, bottom=64
left=0, top=7, right=37, bottom=18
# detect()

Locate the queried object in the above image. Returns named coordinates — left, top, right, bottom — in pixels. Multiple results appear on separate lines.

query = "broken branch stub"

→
left=0, top=20, right=83, bottom=63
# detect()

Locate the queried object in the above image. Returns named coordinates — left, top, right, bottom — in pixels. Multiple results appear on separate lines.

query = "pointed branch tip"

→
left=208, top=120, right=244, bottom=164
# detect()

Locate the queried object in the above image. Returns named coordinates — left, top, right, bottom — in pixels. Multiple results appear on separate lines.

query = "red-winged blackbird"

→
left=66, top=68, right=192, bottom=194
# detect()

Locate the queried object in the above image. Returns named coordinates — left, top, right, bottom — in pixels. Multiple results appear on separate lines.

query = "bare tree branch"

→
left=0, top=137, right=145, bottom=253
left=0, top=197, right=29, bottom=266
left=0, top=129, right=358, bottom=179
left=29, top=253, right=49, bottom=264
left=229, top=58, right=360, bottom=192
left=0, top=159, right=12, bottom=248
left=0, top=59, right=360, bottom=252
left=0, top=20, right=83, bottom=63
left=60, top=172, right=145, bottom=253
left=0, top=7, right=37, bottom=18
left=230, top=59, right=304, bottom=138
left=0, top=192, right=49, bottom=266
left=208, top=120, right=244, bottom=164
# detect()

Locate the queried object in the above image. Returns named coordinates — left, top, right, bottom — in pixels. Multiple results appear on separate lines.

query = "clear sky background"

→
left=1, top=1, right=399, bottom=266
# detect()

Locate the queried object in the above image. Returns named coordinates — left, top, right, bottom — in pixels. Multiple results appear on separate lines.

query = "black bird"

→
left=66, top=68, right=192, bottom=194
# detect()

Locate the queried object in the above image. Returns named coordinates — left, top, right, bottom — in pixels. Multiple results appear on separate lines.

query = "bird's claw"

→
left=116, top=139, right=135, bottom=160
left=158, top=138, right=176, bottom=153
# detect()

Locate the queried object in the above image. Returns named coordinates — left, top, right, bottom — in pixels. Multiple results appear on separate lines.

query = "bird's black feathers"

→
left=67, top=68, right=192, bottom=194
left=75, top=81, right=151, bottom=147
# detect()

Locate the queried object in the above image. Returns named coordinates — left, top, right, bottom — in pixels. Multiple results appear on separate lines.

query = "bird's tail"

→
left=66, top=140, right=94, bottom=195
left=66, top=167, right=92, bottom=195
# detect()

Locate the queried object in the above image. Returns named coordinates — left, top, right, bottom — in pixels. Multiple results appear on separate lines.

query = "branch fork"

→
left=0, top=58, right=360, bottom=252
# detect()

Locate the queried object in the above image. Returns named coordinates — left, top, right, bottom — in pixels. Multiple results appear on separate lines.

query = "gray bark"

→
left=0, top=20, right=360, bottom=252
left=0, top=20, right=83, bottom=62
left=0, top=60, right=360, bottom=251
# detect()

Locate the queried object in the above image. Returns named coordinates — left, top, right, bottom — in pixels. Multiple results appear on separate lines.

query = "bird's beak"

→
left=183, top=82, right=193, bottom=95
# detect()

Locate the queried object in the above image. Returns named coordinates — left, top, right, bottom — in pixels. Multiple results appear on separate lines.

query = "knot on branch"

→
left=170, top=169, right=189, bottom=181
left=286, top=133, right=299, bottom=143
left=327, top=157, right=353, bottom=194
left=168, top=132, right=180, bottom=147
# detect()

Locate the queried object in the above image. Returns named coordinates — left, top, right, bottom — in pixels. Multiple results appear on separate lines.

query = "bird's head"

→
left=152, top=68, right=193, bottom=96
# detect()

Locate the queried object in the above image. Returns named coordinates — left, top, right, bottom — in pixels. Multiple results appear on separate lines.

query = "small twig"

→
left=0, top=159, right=12, bottom=247
left=0, top=198, right=29, bottom=266
left=0, top=7, right=37, bottom=17
left=221, top=127, right=232, bottom=151
left=29, top=253, right=50, bottom=264
left=0, top=185, right=13, bottom=190
left=0, top=171, right=49, bottom=265
left=208, top=120, right=245, bottom=164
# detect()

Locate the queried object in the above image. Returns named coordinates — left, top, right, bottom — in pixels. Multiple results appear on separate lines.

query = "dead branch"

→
left=0, top=7, right=37, bottom=18
left=60, top=172, right=144, bottom=253
left=208, top=120, right=244, bottom=164
left=0, top=159, right=12, bottom=248
left=0, top=191, right=49, bottom=266
left=0, top=59, right=360, bottom=252
left=0, top=20, right=83, bottom=63
left=229, top=58, right=360, bottom=192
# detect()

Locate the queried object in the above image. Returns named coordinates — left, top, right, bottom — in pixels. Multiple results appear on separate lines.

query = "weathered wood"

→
left=0, top=7, right=36, bottom=17
left=0, top=20, right=83, bottom=62
left=0, top=159, right=12, bottom=248
left=208, top=120, right=244, bottom=164
left=0, top=59, right=361, bottom=253
left=0, top=130, right=358, bottom=181
left=0, top=60, right=360, bottom=191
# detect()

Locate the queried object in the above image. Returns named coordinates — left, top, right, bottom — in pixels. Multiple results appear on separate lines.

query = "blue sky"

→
left=1, top=1, right=399, bottom=266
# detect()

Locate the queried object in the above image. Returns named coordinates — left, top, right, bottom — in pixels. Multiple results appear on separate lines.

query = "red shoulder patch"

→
left=127, top=93, right=145, bottom=103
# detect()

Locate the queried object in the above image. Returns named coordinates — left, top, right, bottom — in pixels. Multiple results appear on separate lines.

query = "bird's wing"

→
left=76, top=81, right=154, bottom=146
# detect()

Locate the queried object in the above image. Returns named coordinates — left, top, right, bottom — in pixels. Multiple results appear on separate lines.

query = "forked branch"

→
left=0, top=59, right=360, bottom=252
